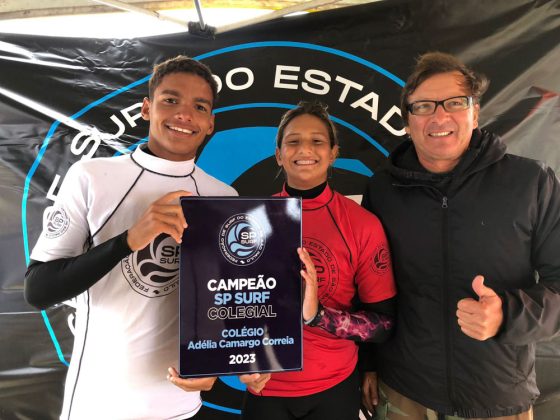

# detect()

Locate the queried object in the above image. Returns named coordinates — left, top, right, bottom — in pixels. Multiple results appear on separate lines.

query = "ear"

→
left=275, top=148, right=283, bottom=166
left=330, top=145, right=340, bottom=164
left=405, top=126, right=410, bottom=135
left=141, top=97, right=150, bottom=121
left=473, top=103, right=480, bottom=129
left=206, top=114, right=215, bottom=135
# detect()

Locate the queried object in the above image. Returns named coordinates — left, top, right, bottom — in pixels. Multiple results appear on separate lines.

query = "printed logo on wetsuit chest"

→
left=303, top=237, right=339, bottom=301
left=44, top=208, right=70, bottom=239
left=121, top=234, right=179, bottom=297
left=370, top=243, right=390, bottom=275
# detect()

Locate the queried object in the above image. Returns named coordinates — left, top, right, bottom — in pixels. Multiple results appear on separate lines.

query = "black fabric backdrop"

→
left=0, top=0, right=559, bottom=418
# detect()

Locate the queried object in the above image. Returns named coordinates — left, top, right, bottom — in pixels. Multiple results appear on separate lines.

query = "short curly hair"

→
left=148, top=55, right=218, bottom=106
left=401, top=52, right=489, bottom=125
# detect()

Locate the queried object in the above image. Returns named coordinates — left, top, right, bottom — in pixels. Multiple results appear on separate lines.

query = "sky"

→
left=0, top=8, right=276, bottom=38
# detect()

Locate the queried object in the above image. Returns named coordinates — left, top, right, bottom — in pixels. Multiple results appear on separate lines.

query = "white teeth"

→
left=295, top=160, right=316, bottom=165
left=430, top=131, right=452, bottom=137
left=168, top=126, right=193, bottom=134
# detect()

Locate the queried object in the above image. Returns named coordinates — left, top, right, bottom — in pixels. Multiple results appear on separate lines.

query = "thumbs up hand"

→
left=457, top=275, right=503, bottom=340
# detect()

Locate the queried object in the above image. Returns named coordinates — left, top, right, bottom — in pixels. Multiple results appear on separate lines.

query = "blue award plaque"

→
left=179, top=197, right=302, bottom=377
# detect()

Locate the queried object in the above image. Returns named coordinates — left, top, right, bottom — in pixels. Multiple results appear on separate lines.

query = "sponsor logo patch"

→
left=371, top=243, right=390, bottom=275
left=45, top=208, right=70, bottom=239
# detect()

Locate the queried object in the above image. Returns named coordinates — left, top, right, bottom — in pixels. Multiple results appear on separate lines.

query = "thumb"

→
left=472, top=275, right=497, bottom=299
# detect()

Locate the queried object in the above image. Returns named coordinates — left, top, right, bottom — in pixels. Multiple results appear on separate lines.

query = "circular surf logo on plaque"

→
left=219, top=213, right=265, bottom=266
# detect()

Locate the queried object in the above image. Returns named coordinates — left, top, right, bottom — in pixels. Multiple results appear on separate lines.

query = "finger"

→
left=370, top=386, right=379, bottom=407
left=457, top=311, right=485, bottom=330
left=472, top=275, right=498, bottom=299
left=152, top=203, right=188, bottom=229
left=238, top=374, right=255, bottom=384
left=361, top=386, right=374, bottom=413
left=156, top=190, right=193, bottom=205
left=256, top=373, right=271, bottom=384
left=298, top=247, right=316, bottom=276
left=457, top=298, right=481, bottom=313
left=300, top=269, right=316, bottom=287
left=460, top=325, right=485, bottom=340
left=147, top=213, right=187, bottom=242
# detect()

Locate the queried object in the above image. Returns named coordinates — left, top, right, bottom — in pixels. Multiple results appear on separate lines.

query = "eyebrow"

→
left=194, top=97, right=213, bottom=106
left=159, top=89, right=181, bottom=97
left=159, top=89, right=213, bottom=106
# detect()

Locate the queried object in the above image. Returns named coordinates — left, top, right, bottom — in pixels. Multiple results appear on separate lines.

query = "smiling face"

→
left=405, top=71, right=479, bottom=173
left=141, top=72, right=215, bottom=161
left=275, top=113, right=338, bottom=190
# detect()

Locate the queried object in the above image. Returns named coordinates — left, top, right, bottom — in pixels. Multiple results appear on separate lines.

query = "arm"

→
left=498, top=167, right=560, bottom=344
left=25, top=190, right=191, bottom=309
left=299, top=247, right=396, bottom=342
left=25, top=231, right=131, bottom=309
left=310, top=298, right=395, bottom=342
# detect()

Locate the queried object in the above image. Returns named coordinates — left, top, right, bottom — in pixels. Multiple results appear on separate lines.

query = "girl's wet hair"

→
left=276, top=101, right=338, bottom=149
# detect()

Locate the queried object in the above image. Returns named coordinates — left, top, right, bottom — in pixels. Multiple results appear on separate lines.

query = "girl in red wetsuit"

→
left=241, top=101, right=397, bottom=420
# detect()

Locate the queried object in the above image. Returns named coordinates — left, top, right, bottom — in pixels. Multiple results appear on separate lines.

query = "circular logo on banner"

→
left=45, top=208, right=70, bottom=239
left=219, top=213, right=265, bottom=266
left=121, top=234, right=179, bottom=297
left=21, top=40, right=406, bottom=414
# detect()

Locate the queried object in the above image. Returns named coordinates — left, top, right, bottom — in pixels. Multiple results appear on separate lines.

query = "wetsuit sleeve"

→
left=498, top=166, right=560, bottom=344
left=314, top=297, right=396, bottom=342
left=24, top=231, right=132, bottom=309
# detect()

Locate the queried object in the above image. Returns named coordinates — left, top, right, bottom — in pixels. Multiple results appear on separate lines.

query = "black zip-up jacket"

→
left=361, top=129, right=560, bottom=417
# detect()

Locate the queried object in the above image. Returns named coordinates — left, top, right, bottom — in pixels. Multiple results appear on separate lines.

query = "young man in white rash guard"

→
left=25, top=55, right=236, bottom=420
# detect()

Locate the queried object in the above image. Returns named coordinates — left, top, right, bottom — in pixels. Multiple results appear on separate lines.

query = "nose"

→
left=297, top=139, right=314, bottom=153
left=432, top=102, right=450, bottom=120
left=176, top=105, right=193, bottom=121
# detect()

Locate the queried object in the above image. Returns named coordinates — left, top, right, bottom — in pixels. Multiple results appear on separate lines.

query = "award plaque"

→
left=179, top=197, right=302, bottom=377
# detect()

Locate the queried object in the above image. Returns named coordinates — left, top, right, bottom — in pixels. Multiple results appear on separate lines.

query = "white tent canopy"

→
left=0, top=0, right=380, bottom=37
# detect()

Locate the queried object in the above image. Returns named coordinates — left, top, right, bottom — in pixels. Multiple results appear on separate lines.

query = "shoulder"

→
left=333, top=191, right=383, bottom=228
left=494, top=153, right=558, bottom=186
left=193, top=165, right=238, bottom=196
left=69, top=154, right=131, bottom=176
left=61, top=155, right=132, bottom=191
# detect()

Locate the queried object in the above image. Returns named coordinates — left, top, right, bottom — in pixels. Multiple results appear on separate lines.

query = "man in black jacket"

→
left=360, top=52, right=560, bottom=419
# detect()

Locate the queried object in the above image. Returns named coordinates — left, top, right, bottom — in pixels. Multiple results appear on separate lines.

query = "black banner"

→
left=1, top=0, right=559, bottom=418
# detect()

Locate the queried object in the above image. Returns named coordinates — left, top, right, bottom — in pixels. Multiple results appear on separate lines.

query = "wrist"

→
left=304, top=303, right=324, bottom=327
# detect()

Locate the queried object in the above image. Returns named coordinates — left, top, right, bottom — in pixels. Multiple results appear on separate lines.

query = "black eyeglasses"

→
left=407, top=96, right=474, bottom=116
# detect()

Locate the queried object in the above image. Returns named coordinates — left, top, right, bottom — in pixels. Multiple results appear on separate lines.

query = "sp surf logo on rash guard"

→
left=44, top=208, right=70, bottom=239
left=121, top=234, right=179, bottom=297
left=219, top=213, right=266, bottom=266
